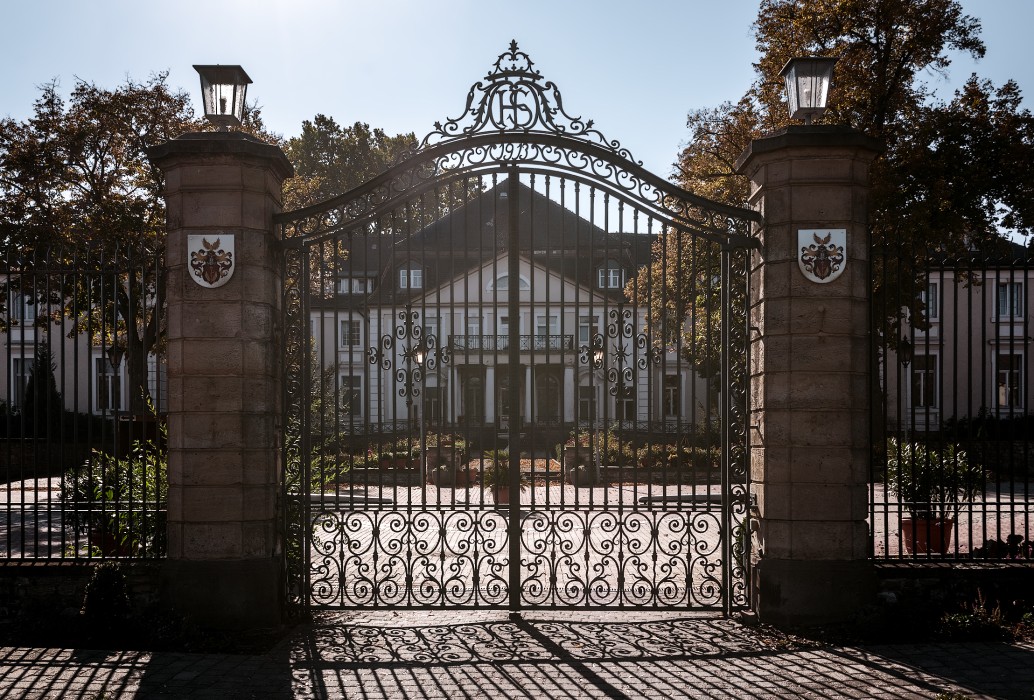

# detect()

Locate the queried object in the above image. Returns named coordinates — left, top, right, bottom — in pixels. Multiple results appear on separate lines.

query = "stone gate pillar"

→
left=735, top=126, right=880, bottom=626
left=149, top=132, right=293, bottom=628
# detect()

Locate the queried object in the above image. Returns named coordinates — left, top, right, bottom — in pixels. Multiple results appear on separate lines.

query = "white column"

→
left=563, top=366, right=575, bottom=423
left=524, top=364, right=533, bottom=422
left=485, top=365, right=496, bottom=423
left=447, top=365, right=457, bottom=423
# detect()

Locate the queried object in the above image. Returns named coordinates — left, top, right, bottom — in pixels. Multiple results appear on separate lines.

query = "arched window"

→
left=488, top=274, right=530, bottom=291
left=536, top=374, right=560, bottom=421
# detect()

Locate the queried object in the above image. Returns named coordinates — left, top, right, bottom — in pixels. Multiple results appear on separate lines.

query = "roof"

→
left=313, top=180, right=655, bottom=309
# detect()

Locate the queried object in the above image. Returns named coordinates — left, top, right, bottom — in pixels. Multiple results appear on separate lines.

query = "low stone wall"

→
left=876, top=562, right=1034, bottom=610
left=0, top=561, right=162, bottom=624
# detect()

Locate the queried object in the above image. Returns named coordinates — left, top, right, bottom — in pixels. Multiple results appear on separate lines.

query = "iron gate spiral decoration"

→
left=279, top=41, right=758, bottom=614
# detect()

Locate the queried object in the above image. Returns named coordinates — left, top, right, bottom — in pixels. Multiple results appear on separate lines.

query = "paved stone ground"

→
left=2, top=611, right=1033, bottom=699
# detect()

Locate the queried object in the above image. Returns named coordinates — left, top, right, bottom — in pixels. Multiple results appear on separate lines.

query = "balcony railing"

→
left=449, top=334, right=575, bottom=352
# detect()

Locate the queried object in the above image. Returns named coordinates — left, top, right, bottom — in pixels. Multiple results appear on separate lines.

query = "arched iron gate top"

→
left=275, top=40, right=761, bottom=248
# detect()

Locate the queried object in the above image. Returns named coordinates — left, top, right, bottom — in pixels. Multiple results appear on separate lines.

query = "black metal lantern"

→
left=193, top=64, right=252, bottom=130
left=780, top=57, right=836, bottom=124
left=106, top=340, right=125, bottom=370
left=899, top=336, right=913, bottom=367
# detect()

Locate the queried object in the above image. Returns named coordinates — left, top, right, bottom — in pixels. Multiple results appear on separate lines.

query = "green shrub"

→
left=62, top=428, right=167, bottom=557
left=886, top=437, right=982, bottom=519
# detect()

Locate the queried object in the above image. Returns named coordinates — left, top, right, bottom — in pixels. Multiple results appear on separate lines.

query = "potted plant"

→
left=480, top=449, right=528, bottom=504
left=560, top=432, right=595, bottom=486
left=886, top=437, right=983, bottom=554
left=562, top=443, right=596, bottom=486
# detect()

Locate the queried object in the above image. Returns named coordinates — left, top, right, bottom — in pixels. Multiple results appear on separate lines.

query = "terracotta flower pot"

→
left=563, top=447, right=595, bottom=486
left=902, top=516, right=955, bottom=554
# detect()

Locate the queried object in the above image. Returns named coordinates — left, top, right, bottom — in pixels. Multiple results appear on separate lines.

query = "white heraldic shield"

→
left=798, top=229, right=846, bottom=284
left=188, top=234, right=235, bottom=289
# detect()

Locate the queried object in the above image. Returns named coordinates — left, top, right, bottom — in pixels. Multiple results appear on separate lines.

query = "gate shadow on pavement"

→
left=3, top=615, right=1034, bottom=698
left=290, top=611, right=1034, bottom=699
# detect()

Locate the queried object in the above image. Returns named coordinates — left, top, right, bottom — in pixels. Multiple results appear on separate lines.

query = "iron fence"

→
left=0, top=243, right=166, bottom=560
left=872, top=239, right=1034, bottom=562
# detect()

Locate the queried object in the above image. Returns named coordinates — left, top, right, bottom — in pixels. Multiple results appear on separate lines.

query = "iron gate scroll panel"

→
left=278, top=42, right=758, bottom=612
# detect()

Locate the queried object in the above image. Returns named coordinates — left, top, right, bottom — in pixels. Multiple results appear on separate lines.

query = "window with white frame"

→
left=498, top=374, right=511, bottom=418
left=909, top=354, right=938, bottom=409
left=578, top=315, right=598, bottom=344
left=337, top=276, right=374, bottom=294
left=339, top=319, right=361, bottom=347
left=996, top=352, right=1023, bottom=409
left=663, top=375, right=680, bottom=417
left=148, top=356, right=168, bottom=413
left=578, top=385, right=597, bottom=421
left=95, top=358, right=122, bottom=413
left=997, top=281, right=1023, bottom=319
left=339, top=375, right=363, bottom=419
left=422, top=316, right=439, bottom=341
left=399, top=267, right=423, bottom=289
left=10, top=358, right=32, bottom=409
left=597, top=260, right=625, bottom=289
left=10, top=292, right=38, bottom=325
left=535, top=315, right=559, bottom=348
left=425, top=386, right=443, bottom=422
left=920, top=282, right=939, bottom=321
left=615, top=386, right=635, bottom=421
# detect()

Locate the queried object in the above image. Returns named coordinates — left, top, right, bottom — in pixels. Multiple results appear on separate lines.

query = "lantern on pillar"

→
left=780, top=57, right=836, bottom=124
left=193, top=65, right=252, bottom=130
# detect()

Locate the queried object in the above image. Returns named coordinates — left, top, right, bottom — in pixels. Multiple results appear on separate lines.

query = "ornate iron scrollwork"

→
left=369, top=308, right=450, bottom=402
left=421, top=40, right=638, bottom=164
left=578, top=308, right=660, bottom=398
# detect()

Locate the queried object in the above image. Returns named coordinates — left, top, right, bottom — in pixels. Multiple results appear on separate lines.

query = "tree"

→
left=282, top=115, right=418, bottom=210
left=0, top=74, right=202, bottom=415
left=641, top=0, right=1034, bottom=370
left=21, top=346, right=64, bottom=437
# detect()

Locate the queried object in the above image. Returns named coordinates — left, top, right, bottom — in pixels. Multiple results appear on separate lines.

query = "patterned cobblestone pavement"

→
left=2, top=610, right=1033, bottom=699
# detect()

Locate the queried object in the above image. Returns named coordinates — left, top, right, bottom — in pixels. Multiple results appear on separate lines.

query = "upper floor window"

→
left=10, top=292, right=38, bottom=325
left=598, top=261, right=625, bottom=289
left=578, top=315, right=598, bottom=344
left=920, top=282, right=939, bottom=321
left=910, top=354, right=938, bottom=409
left=997, top=281, right=1023, bottom=319
left=340, top=319, right=361, bottom=347
left=536, top=314, right=559, bottom=337
left=422, top=316, right=439, bottom=340
left=399, top=268, right=423, bottom=290
left=337, top=276, right=374, bottom=294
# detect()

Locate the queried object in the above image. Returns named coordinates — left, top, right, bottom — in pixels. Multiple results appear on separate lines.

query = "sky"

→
left=0, top=0, right=1030, bottom=182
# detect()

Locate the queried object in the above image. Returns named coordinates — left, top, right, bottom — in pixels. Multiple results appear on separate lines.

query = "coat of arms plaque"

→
left=188, top=235, right=235, bottom=288
left=798, top=229, right=846, bottom=284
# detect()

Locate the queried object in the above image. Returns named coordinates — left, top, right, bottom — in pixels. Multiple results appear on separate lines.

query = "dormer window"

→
left=337, top=276, right=375, bottom=294
left=399, top=267, right=423, bottom=290
left=598, top=260, right=625, bottom=289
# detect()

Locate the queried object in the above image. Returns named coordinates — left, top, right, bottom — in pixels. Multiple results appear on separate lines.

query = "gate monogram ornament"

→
left=798, top=229, right=846, bottom=283
left=188, top=234, right=235, bottom=288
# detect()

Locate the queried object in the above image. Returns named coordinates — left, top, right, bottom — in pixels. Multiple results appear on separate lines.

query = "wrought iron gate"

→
left=279, top=43, right=759, bottom=613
